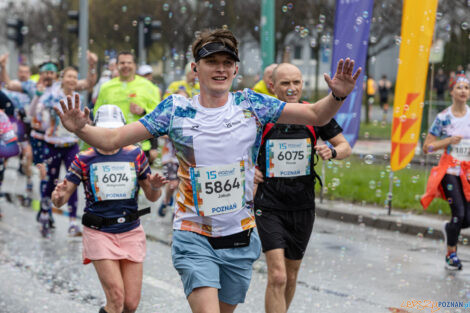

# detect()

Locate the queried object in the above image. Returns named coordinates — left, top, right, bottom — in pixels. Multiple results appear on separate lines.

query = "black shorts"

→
left=255, top=207, right=315, bottom=260
left=162, top=162, right=179, bottom=181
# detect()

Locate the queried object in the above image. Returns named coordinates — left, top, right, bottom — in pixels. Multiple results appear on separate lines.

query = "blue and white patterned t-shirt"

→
left=140, top=88, right=285, bottom=237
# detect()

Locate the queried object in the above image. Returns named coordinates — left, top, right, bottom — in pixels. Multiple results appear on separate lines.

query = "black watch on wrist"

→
left=330, top=147, right=337, bottom=159
left=331, top=92, right=347, bottom=101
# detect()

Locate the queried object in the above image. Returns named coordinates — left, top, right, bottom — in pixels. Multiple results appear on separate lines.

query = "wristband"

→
left=331, top=92, right=347, bottom=101
left=35, top=90, right=44, bottom=97
left=329, top=147, right=337, bottom=159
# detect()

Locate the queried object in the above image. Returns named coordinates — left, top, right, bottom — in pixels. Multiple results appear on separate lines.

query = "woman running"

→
left=52, top=104, right=167, bottom=313
left=422, top=74, right=470, bottom=270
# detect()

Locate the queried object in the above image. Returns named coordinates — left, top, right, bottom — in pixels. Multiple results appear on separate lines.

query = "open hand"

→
left=55, top=94, right=90, bottom=134
left=324, top=58, right=362, bottom=98
left=147, top=173, right=169, bottom=189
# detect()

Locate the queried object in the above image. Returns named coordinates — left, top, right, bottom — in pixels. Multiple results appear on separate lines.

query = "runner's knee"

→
left=268, top=268, right=287, bottom=288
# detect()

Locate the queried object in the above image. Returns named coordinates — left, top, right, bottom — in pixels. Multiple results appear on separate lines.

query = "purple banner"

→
left=331, top=0, right=374, bottom=147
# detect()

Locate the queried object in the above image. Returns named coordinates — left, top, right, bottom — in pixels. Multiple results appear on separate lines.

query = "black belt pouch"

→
left=207, top=229, right=252, bottom=250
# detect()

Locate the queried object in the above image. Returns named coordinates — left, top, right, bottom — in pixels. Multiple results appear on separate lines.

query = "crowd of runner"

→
left=0, top=27, right=468, bottom=313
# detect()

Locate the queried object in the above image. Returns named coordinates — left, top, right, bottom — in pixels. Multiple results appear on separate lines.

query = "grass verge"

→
left=315, top=155, right=450, bottom=216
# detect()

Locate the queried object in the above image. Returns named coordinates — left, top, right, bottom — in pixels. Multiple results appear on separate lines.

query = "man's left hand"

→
left=324, top=58, right=362, bottom=98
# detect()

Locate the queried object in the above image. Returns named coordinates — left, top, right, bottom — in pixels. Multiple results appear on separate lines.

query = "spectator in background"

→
left=92, top=58, right=118, bottom=105
left=434, top=68, right=448, bottom=102
left=137, top=64, right=162, bottom=164
left=163, top=63, right=199, bottom=99
left=378, top=75, right=392, bottom=122
left=253, top=63, right=277, bottom=97
left=365, top=75, right=377, bottom=121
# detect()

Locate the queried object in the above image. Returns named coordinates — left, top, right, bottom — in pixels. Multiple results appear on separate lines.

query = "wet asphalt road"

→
left=1, top=195, right=470, bottom=313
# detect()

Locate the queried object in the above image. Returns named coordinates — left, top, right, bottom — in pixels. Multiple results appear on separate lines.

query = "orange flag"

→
left=390, top=0, right=438, bottom=171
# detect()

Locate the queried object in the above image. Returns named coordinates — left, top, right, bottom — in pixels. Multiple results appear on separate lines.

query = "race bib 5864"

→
left=190, top=162, right=245, bottom=216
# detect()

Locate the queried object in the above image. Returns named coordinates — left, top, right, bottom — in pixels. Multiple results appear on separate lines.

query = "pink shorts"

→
left=82, top=224, right=146, bottom=265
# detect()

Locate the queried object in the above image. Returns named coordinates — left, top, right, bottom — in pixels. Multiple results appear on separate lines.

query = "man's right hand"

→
left=55, top=94, right=90, bottom=134
left=449, top=136, right=463, bottom=145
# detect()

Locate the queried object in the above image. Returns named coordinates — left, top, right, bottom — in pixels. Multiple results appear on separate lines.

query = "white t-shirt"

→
left=429, top=105, right=470, bottom=175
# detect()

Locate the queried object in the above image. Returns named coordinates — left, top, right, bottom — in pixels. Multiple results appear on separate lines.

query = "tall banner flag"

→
left=390, top=0, right=438, bottom=171
left=332, top=0, right=374, bottom=147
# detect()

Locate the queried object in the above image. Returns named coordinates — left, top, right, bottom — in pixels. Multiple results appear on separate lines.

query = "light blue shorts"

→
left=171, top=229, right=261, bottom=305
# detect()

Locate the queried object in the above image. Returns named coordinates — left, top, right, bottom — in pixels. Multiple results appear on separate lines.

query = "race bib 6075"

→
left=266, top=138, right=311, bottom=177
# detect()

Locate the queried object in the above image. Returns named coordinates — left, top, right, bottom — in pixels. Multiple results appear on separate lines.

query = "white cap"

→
left=94, top=105, right=126, bottom=129
left=137, top=64, right=153, bottom=76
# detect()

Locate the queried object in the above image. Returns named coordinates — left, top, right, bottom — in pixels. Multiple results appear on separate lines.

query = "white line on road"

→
left=143, top=275, right=184, bottom=298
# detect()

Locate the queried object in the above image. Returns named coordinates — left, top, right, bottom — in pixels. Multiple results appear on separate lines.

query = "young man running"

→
left=254, top=63, right=351, bottom=313
left=55, top=29, right=360, bottom=312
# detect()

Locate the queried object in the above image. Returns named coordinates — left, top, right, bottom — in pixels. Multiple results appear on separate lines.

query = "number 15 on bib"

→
left=190, top=161, right=246, bottom=216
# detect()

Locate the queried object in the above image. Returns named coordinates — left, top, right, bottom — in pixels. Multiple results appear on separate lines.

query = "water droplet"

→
left=369, top=180, right=376, bottom=189
left=447, top=184, right=453, bottom=191
left=362, top=11, right=369, bottom=19
left=113, top=24, right=119, bottom=31
left=345, top=162, right=351, bottom=169
left=132, top=20, right=138, bottom=27
left=375, top=189, right=382, bottom=197
left=47, top=25, right=53, bottom=32
left=364, top=155, right=374, bottom=165
left=282, top=5, right=288, bottom=13
left=21, top=26, right=29, bottom=35
left=163, top=3, right=170, bottom=11
left=436, top=12, right=443, bottom=20
left=181, top=6, right=187, bottom=13
left=395, top=37, right=402, bottom=45
left=295, top=25, right=301, bottom=32
left=287, top=3, right=294, bottom=10
left=364, top=132, right=370, bottom=139
left=121, top=5, right=127, bottom=12
left=461, top=22, right=469, bottom=30
left=316, top=24, right=324, bottom=32
left=319, top=14, right=326, bottom=24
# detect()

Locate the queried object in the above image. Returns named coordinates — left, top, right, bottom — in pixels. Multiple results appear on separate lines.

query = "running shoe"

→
left=68, top=224, right=82, bottom=237
left=39, top=211, right=50, bottom=238
left=445, top=252, right=462, bottom=271
left=21, top=196, right=32, bottom=208
left=158, top=203, right=167, bottom=217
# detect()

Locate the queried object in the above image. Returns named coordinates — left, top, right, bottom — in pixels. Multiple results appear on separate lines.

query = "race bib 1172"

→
left=266, top=138, right=311, bottom=177
left=90, top=162, right=137, bottom=201
left=190, top=162, right=245, bottom=216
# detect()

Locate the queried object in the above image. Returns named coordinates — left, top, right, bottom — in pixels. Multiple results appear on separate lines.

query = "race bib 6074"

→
left=90, top=162, right=137, bottom=201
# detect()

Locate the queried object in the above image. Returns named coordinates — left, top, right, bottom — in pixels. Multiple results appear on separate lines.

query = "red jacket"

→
left=421, top=153, right=470, bottom=209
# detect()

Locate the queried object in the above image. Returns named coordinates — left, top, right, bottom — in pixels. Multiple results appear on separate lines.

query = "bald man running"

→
left=254, top=63, right=351, bottom=313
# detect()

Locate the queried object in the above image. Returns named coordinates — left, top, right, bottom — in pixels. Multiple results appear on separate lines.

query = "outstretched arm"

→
left=0, top=53, right=22, bottom=92
left=277, top=58, right=361, bottom=126
left=77, top=51, right=98, bottom=91
left=55, top=94, right=153, bottom=150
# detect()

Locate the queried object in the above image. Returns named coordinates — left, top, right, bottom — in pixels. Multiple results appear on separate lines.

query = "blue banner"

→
left=331, top=0, right=374, bottom=147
